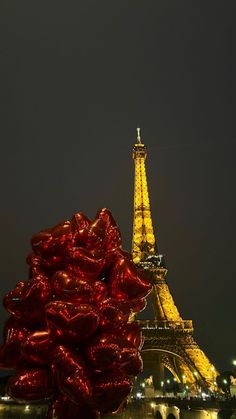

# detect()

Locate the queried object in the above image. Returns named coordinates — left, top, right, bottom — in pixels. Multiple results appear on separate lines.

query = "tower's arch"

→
left=141, top=348, right=199, bottom=391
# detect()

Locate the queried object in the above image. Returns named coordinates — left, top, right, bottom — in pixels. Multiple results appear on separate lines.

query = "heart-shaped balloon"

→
left=121, top=351, right=143, bottom=376
left=117, top=322, right=143, bottom=349
left=109, top=256, right=152, bottom=301
left=3, top=275, right=52, bottom=323
left=27, top=253, right=64, bottom=278
left=71, top=212, right=91, bottom=246
left=0, top=318, right=29, bottom=369
left=46, top=301, right=100, bottom=343
left=93, top=370, right=132, bottom=414
left=98, top=298, right=131, bottom=329
left=118, top=338, right=138, bottom=366
left=51, top=271, right=94, bottom=303
left=127, top=297, right=147, bottom=314
left=100, top=248, right=133, bottom=278
left=85, top=218, right=106, bottom=250
left=96, top=208, right=121, bottom=252
left=21, top=330, right=54, bottom=366
left=2, top=208, right=150, bottom=415
left=92, top=281, right=108, bottom=304
left=66, top=247, right=105, bottom=281
left=48, top=395, right=99, bottom=419
left=52, top=271, right=108, bottom=305
left=31, top=220, right=76, bottom=258
left=26, top=252, right=63, bottom=276
left=6, top=368, right=54, bottom=401
left=26, top=253, right=49, bottom=277
left=85, top=333, right=121, bottom=370
left=53, top=345, right=92, bottom=404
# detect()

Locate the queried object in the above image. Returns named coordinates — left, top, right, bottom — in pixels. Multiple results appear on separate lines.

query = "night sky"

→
left=0, top=1, right=235, bottom=372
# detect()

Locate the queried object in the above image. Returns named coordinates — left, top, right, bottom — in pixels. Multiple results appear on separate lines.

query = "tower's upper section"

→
left=132, top=128, right=156, bottom=264
left=132, top=127, right=147, bottom=159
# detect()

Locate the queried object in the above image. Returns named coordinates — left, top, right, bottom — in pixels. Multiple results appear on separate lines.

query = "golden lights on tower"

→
left=131, top=128, right=219, bottom=392
left=132, top=128, right=156, bottom=264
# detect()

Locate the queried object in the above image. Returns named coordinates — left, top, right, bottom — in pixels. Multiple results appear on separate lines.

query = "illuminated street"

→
left=0, top=402, right=48, bottom=418
left=0, top=398, right=235, bottom=419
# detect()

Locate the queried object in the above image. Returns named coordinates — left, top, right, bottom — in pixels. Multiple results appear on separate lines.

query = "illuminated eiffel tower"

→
left=132, top=128, right=218, bottom=393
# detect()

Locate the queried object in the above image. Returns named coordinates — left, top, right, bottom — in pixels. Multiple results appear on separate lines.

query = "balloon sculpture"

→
left=0, top=209, right=152, bottom=418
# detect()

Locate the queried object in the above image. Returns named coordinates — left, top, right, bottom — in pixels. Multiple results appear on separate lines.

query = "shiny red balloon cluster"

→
left=0, top=208, right=152, bottom=418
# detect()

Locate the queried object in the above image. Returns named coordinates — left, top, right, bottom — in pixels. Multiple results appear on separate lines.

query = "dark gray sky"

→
left=0, top=1, right=235, bottom=372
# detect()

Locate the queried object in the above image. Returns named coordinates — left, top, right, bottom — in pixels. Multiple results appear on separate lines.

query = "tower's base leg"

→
left=152, top=353, right=165, bottom=391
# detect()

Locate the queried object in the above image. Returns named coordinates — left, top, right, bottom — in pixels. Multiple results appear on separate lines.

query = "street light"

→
left=232, top=360, right=236, bottom=367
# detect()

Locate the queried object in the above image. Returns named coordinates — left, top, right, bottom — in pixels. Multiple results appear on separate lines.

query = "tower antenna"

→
left=137, top=127, right=142, bottom=144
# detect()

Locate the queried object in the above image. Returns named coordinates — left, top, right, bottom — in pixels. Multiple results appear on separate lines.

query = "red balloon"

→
left=0, top=318, right=29, bottom=369
left=109, top=256, right=152, bottom=301
left=51, top=271, right=108, bottom=305
left=51, top=270, right=94, bottom=303
left=117, top=322, right=143, bottom=349
left=27, top=253, right=64, bottom=278
left=100, top=248, right=133, bottom=278
left=26, top=253, right=48, bottom=277
left=98, top=298, right=131, bottom=329
left=7, top=368, right=54, bottom=401
left=71, top=212, right=91, bottom=246
left=118, top=338, right=138, bottom=366
left=85, top=333, right=121, bottom=370
left=92, top=281, right=108, bottom=304
left=85, top=218, right=106, bottom=250
left=127, top=297, right=147, bottom=313
left=3, top=275, right=52, bottom=323
left=93, top=370, right=132, bottom=414
left=31, top=220, right=76, bottom=258
left=121, top=351, right=143, bottom=376
left=48, top=395, right=99, bottom=419
left=96, top=208, right=117, bottom=229
left=46, top=301, right=100, bottom=343
left=96, top=208, right=122, bottom=252
left=53, top=345, right=92, bottom=404
left=21, top=330, right=54, bottom=366
left=66, top=247, right=105, bottom=280
left=1, top=208, right=151, bottom=415
left=86, top=333, right=139, bottom=373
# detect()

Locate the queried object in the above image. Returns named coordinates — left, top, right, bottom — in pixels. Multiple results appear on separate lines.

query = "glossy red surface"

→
left=0, top=208, right=152, bottom=417
left=0, top=318, right=29, bottom=369
left=7, top=368, right=54, bottom=401
left=93, top=370, right=132, bottom=414
left=21, top=330, right=54, bottom=366
left=109, top=255, right=152, bottom=301
left=3, top=275, right=52, bottom=323
left=46, top=301, right=100, bottom=343
left=53, top=345, right=92, bottom=404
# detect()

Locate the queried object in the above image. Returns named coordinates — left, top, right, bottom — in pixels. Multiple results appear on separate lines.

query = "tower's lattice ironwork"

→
left=132, top=128, right=218, bottom=393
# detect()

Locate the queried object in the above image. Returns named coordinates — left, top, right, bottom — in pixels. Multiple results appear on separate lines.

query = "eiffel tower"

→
left=132, top=128, right=218, bottom=393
